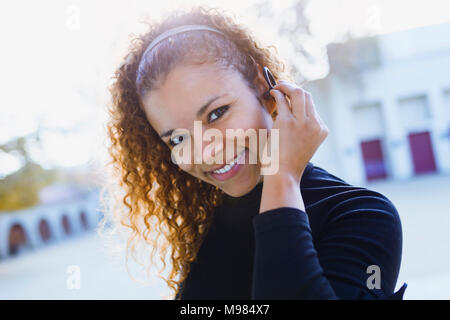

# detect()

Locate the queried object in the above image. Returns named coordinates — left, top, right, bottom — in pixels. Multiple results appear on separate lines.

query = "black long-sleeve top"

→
left=176, top=162, right=407, bottom=299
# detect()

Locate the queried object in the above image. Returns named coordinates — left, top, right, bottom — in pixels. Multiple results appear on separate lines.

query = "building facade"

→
left=305, top=22, right=450, bottom=185
left=0, top=189, right=101, bottom=259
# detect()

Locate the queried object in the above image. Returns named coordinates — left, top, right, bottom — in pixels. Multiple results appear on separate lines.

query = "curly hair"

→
left=99, top=4, right=295, bottom=299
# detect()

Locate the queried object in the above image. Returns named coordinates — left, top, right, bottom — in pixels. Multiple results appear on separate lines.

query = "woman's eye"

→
left=207, top=105, right=230, bottom=123
left=169, top=135, right=185, bottom=147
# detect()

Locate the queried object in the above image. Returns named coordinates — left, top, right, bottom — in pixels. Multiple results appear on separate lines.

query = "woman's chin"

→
left=219, top=174, right=261, bottom=198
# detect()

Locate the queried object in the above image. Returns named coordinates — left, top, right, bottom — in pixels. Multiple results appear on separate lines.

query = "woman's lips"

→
left=207, top=149, right=246, bottom=182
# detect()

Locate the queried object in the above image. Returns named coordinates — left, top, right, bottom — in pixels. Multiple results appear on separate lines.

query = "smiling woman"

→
left=100, top=5, right=406, bottom=300
left=140, top=61, right=276, bottom=197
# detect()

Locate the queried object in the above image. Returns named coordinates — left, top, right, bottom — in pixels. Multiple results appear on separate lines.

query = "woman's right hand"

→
left=264, top=80, right=329, bottom=184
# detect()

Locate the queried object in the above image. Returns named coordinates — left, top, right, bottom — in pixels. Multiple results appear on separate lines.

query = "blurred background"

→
left=0, top=0, right=449, bottom=299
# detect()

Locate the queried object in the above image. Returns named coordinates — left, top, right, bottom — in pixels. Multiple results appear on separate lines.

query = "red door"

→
left=408, top=131, right=437, bottom=174
left=360, top=139, right=387, bottom=181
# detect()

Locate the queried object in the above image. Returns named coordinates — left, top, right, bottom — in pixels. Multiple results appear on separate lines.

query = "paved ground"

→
left=0, top=231, right=169, bottom=299
left=1, top=172, right=449, bottom=299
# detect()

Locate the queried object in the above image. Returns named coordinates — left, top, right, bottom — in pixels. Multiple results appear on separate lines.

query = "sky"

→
left=1, top=0, right=449, bottom=177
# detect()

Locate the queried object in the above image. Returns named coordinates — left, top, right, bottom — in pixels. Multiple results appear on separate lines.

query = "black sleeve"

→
left=251, top=190, right=404, bottom=299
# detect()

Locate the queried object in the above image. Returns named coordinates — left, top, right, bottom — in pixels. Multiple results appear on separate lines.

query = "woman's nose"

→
left=195, top=135, right=225, bottom=165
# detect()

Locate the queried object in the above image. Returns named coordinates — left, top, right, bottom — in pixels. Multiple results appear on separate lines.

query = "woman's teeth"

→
left=212, top=151, right=243, bottom=174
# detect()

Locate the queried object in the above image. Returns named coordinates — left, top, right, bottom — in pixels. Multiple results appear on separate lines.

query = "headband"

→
left=140, top=24, right=225, bottom=62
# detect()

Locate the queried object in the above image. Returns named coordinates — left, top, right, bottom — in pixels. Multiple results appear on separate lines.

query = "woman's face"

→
left=141, top=62, right=276, bottom=197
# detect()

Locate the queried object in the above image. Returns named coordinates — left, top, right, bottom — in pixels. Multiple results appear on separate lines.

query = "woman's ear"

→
left=255, top=64, right=277, bottom=117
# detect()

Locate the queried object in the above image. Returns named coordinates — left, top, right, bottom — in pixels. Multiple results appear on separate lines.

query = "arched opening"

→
left=8, top=223, right=28, bottom=256
left=80, top=211, right=89, bottom=230
left=38, top=219, right=52, bottom=242
left=62, top=215, right=71, bottom=235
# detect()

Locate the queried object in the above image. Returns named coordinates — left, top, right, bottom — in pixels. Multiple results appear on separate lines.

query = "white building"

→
left=0, top=189, right=101, bottom=259
left=306, top=22, right=450, bottom=185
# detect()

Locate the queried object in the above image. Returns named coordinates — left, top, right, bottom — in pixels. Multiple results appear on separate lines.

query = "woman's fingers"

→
left=272, top=80, right=307, bottom=120
left=304, top=90, right=315, bottom=119
left=269, top=88, right=291, bottom=118
left=264, top=79, right=329, bottom=182
left=274, top=79, right=328, bottom=137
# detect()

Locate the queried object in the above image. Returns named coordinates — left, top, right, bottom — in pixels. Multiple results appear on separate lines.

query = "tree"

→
left=0, top=132, right=58, bottom=212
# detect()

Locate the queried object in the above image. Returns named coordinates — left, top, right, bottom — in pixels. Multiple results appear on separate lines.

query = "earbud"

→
left=262, top=66, right=277, bottom=100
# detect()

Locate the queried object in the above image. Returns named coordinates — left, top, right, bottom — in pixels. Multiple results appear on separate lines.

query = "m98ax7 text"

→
left=224, top=304, right=270, bottom=315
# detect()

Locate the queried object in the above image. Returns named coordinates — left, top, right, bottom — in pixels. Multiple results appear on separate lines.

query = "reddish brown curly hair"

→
left=100, top=4, right=294, bottom=299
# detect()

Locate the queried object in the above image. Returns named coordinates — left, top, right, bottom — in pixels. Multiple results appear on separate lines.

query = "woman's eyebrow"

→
left=160, top=129, right=175, bottom=139
left=196, top=93, right=226, bottom=118
left=159, top=93, right=227, bottom=139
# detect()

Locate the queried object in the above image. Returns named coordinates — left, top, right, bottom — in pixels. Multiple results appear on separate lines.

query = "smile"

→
left=207, top=149, right=246, bottom=181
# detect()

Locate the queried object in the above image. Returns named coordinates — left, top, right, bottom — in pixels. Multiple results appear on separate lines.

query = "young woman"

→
left=103, top=5, right=407, bottom=300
